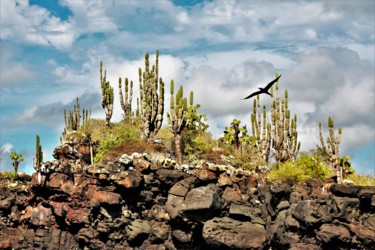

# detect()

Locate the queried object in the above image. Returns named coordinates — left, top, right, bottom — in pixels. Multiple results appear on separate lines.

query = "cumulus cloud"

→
left=1, top=143, right=14, bottom=153
left=0, top=0, right=76, bottom=49
left=10, top=92, right=101, bottom=130
left=0, top=46, right=36, bottom=86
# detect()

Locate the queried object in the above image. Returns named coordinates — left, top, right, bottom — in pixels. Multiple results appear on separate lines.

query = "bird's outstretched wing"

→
left=264, top=74, right=282, bottom=91
left=242, top=90, right=262, bottom=100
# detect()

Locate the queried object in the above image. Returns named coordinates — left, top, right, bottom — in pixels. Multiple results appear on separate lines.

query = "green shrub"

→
left=347, top=174, right=375, bottom=186
left=295, top=152, right=333, bottom=180
left=0, top=170, right=18, bottom=180
left=93, top=121, right=141, bottom=163
left=268, top=161, right=308, bottom=184
left=184, top=131, right=216, bottom=161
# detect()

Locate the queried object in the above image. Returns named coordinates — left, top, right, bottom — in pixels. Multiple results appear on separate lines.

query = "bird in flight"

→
left=242, top=74, right=282, bottom=100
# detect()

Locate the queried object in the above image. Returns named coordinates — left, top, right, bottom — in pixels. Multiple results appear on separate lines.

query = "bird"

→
left=242, top=74, right=282, bottom=100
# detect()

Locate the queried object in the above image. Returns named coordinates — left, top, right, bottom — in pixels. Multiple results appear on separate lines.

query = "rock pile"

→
left=0, top=145, right=374, bottom=249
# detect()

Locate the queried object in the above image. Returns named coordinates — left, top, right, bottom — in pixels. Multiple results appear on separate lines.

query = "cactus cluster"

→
left=251, top=95, right=271, bottom=162
left=319, top=116, right=343, bottom=182
left=119, top=77, right=133, bottom=122
left=64, top=97, right=81, bottom=131
left=167, top=80, right=193, bottom=164
left=34, top=135, right=43, bottom=171
left=62, top=98, right=91, bottom=141
left=250, top=73, right=300, bottom=164
left=270, top=75, right=300, bottom=163
left=100, top=61, right=114, bottom=128
left=138, top=51, right=165, bottom=142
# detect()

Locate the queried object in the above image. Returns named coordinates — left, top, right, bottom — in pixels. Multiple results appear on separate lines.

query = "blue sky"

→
left=0, top=0, right=374, bottom=175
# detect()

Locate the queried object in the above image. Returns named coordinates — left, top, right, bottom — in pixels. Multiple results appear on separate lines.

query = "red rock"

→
left=218, top=173, right=233, bottom=187
left=92, top=190, right=122, bottom=205
left=196, top=169, right=216, bottom=181
left=30, top=172, right=46, bottom=186
left=115, top=171, right=142, bottom=189
left=30, top=203, right=55, bottom=227
left=50, top=201, right=70, bottom=217
left=222, top=186, right=242, bottom=203
left=66, top=207, right=90, bottom=225
left=133, top=158, right=150, bottom=171
left=49, top=173, right=69, bottom=188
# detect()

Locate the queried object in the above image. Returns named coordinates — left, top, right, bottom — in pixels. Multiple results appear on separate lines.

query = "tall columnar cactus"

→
left=167, top=80, right=192, bottom=164
left=119, top=77, right=133, bottom=122
left=319, top=116, right=343, bottom=183
left=138, top=50, right=165, bottom=142
left=35, top=135, right=43, bottom=171
left=100, top=61, right=114, bottom=128
left=270, top=74, right=300, bottom=163
left=10, top=151, right=24, bottom=173
left=63, top=98, right=91, bottom=137
left=64, top=97, right=81, bottom=131
left=251, top=95, right=271, bottom=162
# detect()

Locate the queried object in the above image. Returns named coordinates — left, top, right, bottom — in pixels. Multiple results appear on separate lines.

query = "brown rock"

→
left=222, top=186, right=242, bottom=203
left=30, top=203, right=55, bottom=227
left=182, top=185, right=221, bottom=211
left=125, top=219, right=150, bottom=241
left=92, top=190, right=122, bottom=205
left=49, top=173, right=69, bottom=189
left=0, top=193, right=15, bottom=210
left=218, top=173, right=233, bottom=187
left=203, top=217, right=268, bottom=249
left=196, top=169, right=216, bottom=181
left=66, top=207, right=90, bottom=225
left=133, top=157, right=150, bottom=171
left=50, top=201, right=70, bottom=217
left=112, top=171, right=142, bottom=189
left=316, top=224, right=351, bottom=244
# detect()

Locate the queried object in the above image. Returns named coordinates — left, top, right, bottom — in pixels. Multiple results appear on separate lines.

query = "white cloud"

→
left=0, top=47, right=36, bottom=86
left=0, top=0, right=76, bottom=49
left=1, top=143, right=14, bottom=153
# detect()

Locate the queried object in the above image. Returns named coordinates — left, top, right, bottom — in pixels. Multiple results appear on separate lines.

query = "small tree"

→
left=10, top=151, right=24, bottom=173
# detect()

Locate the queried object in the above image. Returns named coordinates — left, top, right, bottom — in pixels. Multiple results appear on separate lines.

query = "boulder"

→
left=316, top=224, right=351, bottom=245
left=203, top=217, right=268, bottom=249
left=125, top=219, right=150, bottom=241
left=330, top=184, right=361, bottom=198
left=92, top=190, right=122, bottom=205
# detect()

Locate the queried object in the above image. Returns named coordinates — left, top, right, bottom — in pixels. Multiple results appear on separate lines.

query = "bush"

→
left=184, top=131, right=216, bottom=161
left=93, top=121, right=141, bottom=163
left=347, top=174, right=375, bottom=186
left=268, top=161, right=308, bottom=184
left=295, top=152, right=333, bottom=181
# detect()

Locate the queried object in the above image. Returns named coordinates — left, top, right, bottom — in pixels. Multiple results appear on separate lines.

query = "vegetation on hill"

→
left=2, top=50, right=373, bottom=187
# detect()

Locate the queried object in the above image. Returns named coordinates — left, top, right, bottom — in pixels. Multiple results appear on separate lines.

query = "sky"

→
left=0, top=0, right=374, bottom=175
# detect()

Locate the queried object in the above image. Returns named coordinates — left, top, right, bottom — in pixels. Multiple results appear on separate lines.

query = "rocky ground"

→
left=0, top=140, right=374, bottom=250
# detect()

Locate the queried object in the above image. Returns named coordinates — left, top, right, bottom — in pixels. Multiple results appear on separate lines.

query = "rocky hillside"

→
left=0, top=141, right=374, bottom=250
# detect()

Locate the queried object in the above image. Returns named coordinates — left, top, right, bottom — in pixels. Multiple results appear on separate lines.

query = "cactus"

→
left=167, top=80, right=193, bottom=164
left=251, top=95, right=271, bottom=162
left=224, top=119, right=252, bottom=152
left=138, top=50, right=165, bottom=142
left=100, top=61, right=114, bottom=128
left=119, top=77, right=133, bottom=122
left=319, top=116, right=343, bottom=183
left=62, top=98, right=91, bottom=143
left=270, top=74, right=300, bottom=163
left=10, top=151, right=24, bottom=173
left=64, top=97, right=81, bottom=131
left=34, top=135, right=43, bottom=171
